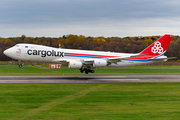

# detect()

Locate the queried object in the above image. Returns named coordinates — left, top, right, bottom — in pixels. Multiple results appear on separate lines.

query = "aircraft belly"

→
left=109, top=60, right=162, bottom=67
left=111, top=61, right=145, bottom=67
left=23, top=55, right=43, bottom=62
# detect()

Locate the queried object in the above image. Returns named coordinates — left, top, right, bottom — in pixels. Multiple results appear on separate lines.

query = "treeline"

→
left=1, top=35, right=180, bottom=61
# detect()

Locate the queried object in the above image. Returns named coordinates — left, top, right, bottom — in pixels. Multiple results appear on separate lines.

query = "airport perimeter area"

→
left=1, top=65, right=180, bottom=120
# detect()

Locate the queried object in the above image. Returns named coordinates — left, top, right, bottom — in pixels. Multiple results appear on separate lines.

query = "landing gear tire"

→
left=19, top=63, right=22, bottom=68
left=91, top=70, right=95, bottom=73
left=79, top=68, right=84, bottom=73
left=80, top=67, right=95, bottom=74
left=85, top=71, right=89, bottom=74
left=80, top=70, right=84, bottom=73
left=84, top=69, right=94, bottom=74
left=18, top=60, right=22, bottom=68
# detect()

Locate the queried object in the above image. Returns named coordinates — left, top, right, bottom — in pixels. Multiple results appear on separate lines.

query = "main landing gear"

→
left=79, top=67, right=95, bottom=74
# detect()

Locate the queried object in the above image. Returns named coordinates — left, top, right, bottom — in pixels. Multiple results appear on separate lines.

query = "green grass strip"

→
left=1, top=83, right=180, bottom=119
left=0, top=65, right=180, bottom=75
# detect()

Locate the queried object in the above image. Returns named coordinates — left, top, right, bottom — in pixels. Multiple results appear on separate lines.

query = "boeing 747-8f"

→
left=4, top=34, right=174, bottom=74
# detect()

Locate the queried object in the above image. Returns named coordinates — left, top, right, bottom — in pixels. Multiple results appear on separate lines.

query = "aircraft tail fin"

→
left=139, top=34, right=173, bottom=56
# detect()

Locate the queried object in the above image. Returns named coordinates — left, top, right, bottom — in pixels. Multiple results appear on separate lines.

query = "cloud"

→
left=1, top=0, right=180, bottom=24
left=0, top=0, right=180, bottom=37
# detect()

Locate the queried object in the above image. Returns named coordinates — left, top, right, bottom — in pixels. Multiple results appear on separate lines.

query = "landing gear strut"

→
left=19, top=63, right=22, bottom=68
left=18, top=60, right=22, bottom=68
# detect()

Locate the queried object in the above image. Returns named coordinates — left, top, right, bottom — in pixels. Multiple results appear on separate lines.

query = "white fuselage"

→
left=4, top=43, right=166, bottom=68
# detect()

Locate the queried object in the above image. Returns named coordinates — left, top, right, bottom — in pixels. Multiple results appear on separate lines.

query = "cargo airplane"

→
left=4, top=34, right=174, bottom=74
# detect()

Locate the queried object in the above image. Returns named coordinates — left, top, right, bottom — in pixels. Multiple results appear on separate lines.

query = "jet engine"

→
left=68, top=61, right=83, bottom=69
left=93, top=59, right=107, bottom=67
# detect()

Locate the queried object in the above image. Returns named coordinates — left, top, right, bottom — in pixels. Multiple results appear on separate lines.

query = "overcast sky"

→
left=1, top=0, right=180, bottom=38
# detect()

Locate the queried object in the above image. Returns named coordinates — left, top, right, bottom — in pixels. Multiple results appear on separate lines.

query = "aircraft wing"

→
left=52, top=54, right=147, bottom=64
left=52, top=59, right=96, bottom=65
left=107, top=54, right=147, bottom=63
left=51, top=53, right=148, bottom=65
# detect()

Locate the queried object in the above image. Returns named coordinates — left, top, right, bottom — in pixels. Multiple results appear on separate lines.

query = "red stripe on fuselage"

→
left=64, top=53, right=119, bottom=58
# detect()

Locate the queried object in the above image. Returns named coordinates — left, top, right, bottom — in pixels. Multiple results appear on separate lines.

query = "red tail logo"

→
left=140, top=34, right=173, bottom=55
left=151, top=41, right=163, bottom=54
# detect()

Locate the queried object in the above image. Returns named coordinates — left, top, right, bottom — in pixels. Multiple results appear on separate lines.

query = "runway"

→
left=0, top=75, right=180, bottom=83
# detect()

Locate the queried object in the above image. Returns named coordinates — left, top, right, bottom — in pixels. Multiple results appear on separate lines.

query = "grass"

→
left=1, top=65, right=180, bottom=119
left=0, top=65, right=180, bottom=75
left=1, top=83, right=180, bottom=120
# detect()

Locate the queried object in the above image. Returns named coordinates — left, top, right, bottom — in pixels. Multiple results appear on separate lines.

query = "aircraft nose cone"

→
left=3, top=49, right=8, bottom=55
left=3, top=48, right=13, bottom=57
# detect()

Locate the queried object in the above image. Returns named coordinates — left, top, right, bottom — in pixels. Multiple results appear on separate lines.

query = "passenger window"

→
left=15, top=45, right=19, bottom=47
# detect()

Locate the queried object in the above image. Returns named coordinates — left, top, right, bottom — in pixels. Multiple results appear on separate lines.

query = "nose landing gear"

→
left=18, top=60, right=22, bottom=68
left=19, top=63, right=22, bottom=68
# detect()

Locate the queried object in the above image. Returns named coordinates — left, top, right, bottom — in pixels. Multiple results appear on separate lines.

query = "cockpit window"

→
left=15, top=45, right=19, bottom=47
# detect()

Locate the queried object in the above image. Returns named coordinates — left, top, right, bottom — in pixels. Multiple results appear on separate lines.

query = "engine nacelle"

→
left=93, top=59, right=107, bottom=68
left=68, top=61, right=83, bottom=69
